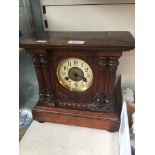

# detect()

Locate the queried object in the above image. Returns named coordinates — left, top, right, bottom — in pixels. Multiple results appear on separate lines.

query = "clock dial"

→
left=56, top=58, right=94, bottom=92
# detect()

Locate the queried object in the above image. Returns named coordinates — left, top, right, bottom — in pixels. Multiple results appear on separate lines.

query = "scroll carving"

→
left=88, top=93, right=114, bottom=110
left=31, top=54, right=40, bottom=67
left=108, top=57, right=119, bottom=71
left=98, top=56, right=107, bottom=70
left=40, top=54, right=49, bottom=68
left=97, top=56, right=119, bottom=71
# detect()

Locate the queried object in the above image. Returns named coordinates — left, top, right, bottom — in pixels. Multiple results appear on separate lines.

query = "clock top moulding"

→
left=20, top=31, right=135, bottom=132
left=20, top=31, right=134, bottom=51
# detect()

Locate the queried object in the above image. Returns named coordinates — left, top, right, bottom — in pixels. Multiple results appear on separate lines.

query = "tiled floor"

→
left=20, top=121, right=119, bottom=155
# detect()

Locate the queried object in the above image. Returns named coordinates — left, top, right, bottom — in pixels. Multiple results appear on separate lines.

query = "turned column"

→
left=106, top=56, right=119, bottom=94
left=31, top=53, right=46, bottom=103
left=30, top=49, right=55, bottom=107
left=39, top=53, right=55, bottom=106
left=92, top=56, right=119, bottom=110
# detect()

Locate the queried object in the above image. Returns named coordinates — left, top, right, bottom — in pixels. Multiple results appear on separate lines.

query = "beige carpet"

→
left=20, top=121, right=119, bottom=155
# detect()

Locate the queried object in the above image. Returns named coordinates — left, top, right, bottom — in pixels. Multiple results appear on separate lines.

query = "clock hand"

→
left=74, top=73, right=77, bottom=81
left=83, top=77, right=87, bottom=82
left=65, top=77, right=69, bottom=80
left=74, top=72, right=80, bottom=81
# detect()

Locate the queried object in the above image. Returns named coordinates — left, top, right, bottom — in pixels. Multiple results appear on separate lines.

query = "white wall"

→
left=40, top=1, right=135, bottom=90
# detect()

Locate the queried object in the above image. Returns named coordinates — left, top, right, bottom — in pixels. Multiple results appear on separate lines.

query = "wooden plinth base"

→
left=32, top=105, right=120, bottom=132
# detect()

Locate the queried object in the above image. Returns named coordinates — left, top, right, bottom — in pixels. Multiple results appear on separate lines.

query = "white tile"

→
left=20, top=121, right=119, bottom=155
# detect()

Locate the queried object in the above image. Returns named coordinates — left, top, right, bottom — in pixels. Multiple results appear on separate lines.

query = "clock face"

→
left=56, top=58, right=94, bottom=92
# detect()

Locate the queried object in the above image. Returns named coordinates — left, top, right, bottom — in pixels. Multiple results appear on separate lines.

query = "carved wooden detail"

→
left=31, top=53, right=46, bottom=103
left=40, top=54, right=50, bottom=68
left=55, top=93, right=114, bottom=111
left=97, top=56, right=108, bottom=71
left=39, top=54, right=55, bottom=105
left=108, top=57, right=119, bottom=71
left=57, top=101, right=88, bottom=109
left=87, top=93, right=114, bottom=110
left=97, top=56, right=119, bottom=71
left=31, top=53, right=55, bottom=106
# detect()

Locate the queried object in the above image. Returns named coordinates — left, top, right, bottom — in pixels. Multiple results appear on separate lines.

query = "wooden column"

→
left=104, top=56, right=120, bottom=110
left=30, top=49, right=55, bottom=107
left=39, top=53, right=55, bottom=106
left=90, top=56, right=120, bottom=111
left=31, top=53, right=46, bottom=103
left=106, top=56, right=119, bottom=94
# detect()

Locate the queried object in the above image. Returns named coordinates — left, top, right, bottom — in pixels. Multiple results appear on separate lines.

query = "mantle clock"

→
left=20, top=31, right=135, bottom=132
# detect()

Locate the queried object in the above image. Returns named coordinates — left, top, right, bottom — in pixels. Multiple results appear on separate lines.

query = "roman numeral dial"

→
left=56, top=58, right=94, bottom=92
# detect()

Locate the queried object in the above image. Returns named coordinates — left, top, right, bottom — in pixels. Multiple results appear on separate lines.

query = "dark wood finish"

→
left=113, top=76, right=123, bottom=115
left=33, top=105, right=120, bottom=132
left=20, top=31, right=134, bottom=132
left=20, top=31, right=134, bottom=51
left=31, top=53, right=46, bottom=103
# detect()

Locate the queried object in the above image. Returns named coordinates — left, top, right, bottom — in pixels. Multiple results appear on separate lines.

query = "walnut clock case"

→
left=20, top=31, right=135, bottom=132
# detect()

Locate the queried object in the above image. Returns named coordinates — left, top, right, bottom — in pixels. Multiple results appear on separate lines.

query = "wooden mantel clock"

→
left=20, top=31, right=135, bottom=132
